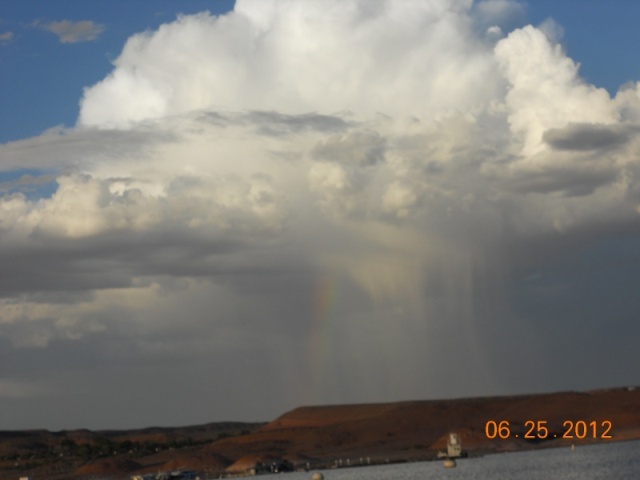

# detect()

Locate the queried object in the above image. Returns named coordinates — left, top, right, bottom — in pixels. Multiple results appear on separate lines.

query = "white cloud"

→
left=78, top=1, right=502, bottom=128
left=495, top=25, right=619, bottom=156
left=383, top=180, right=421, bottom=218
left=36, top=19, right=105, bottom=43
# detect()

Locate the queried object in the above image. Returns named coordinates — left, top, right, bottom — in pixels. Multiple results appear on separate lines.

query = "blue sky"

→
left=527, top=1, right=639, bottom=92
left=0, top=0, right=235, bottom=142
left=0, top=1, right=638, bottom=431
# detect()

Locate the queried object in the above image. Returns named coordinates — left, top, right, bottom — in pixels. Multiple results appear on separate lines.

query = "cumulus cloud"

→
left=494, top=25, right=619, bottom=156
left=35, top=19, right=105, bottom=43
left=1, top=0, right=639, bottom=429
left=78, top=1, right=502, bottom=128
left=472, top=0, right=526, bottom=37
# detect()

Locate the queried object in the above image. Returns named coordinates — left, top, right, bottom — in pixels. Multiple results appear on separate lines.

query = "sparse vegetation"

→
left=0, top=421, right=265, bottom=479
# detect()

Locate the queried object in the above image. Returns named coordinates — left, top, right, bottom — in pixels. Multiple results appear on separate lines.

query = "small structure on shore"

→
left=437, top=433, right=465, bottom=459
left=437, top=432, right=466, bottom=467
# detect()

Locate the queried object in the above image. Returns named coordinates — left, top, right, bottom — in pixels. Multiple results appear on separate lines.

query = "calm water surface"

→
left=282, top=440, right=640, bottom=480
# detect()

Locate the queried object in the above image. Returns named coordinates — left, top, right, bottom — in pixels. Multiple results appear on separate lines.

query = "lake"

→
left=281, top=440, right=640, bottom=480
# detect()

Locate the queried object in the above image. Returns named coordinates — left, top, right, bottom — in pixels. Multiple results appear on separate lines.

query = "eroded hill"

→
left=3, top=387, right=639, bottom=479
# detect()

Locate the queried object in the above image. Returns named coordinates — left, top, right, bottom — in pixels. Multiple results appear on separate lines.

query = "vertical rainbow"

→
left=308, top=273, right=338, bottom=403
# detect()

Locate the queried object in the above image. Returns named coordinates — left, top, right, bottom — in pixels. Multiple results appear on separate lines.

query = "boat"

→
left=437, top=432, right=466, bottom=459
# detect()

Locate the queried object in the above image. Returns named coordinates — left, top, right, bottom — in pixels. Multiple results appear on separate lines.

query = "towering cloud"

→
left=1, top=0, right=639, bottom=429
left=79, top=0, right=502, bottom=128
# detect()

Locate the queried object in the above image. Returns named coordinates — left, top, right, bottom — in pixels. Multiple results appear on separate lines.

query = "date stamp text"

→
left=484, top=420, right=613, bottom=440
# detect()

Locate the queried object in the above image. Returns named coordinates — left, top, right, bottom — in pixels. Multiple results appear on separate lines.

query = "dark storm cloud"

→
left=196, top=111, right=350, bottom=136
left=0, top=126, right=177, bottom=171
left=0, top=224, right=288, bottom=297
left=507, top=164, right=618, bottom=196
left=543, top=123, right=636, bottom=151
left=312, top=131, right=387, bottom=166
left=247, top=111, right=351, bottom=136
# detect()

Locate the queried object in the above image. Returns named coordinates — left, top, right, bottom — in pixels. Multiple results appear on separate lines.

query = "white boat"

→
left=437, top=433, right=465, bottom=458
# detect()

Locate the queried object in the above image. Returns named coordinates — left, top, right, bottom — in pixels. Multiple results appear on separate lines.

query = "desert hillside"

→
left=2, top=386, right=639, bottom=479
left=213, top=386, right=640, bottom=463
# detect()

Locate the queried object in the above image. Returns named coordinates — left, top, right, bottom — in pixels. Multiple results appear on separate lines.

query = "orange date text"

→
left=484, top=420, right=613, bottom=440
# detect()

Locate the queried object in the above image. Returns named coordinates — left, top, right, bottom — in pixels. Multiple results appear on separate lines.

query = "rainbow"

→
left=308, top=273, right=339, bottom=403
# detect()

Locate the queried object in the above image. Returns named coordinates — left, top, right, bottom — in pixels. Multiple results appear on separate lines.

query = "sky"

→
left=0, top=0, right=639, bottom=431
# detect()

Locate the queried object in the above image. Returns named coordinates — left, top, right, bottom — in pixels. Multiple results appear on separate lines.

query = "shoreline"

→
left=3, top=386, right=639, bottom=479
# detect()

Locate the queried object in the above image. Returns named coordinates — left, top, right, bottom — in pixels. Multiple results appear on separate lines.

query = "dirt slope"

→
left=3, top=386, right=639, bottom=479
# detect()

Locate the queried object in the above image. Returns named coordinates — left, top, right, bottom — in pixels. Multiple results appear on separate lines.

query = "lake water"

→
left=281, top=440, right=640, bottom=480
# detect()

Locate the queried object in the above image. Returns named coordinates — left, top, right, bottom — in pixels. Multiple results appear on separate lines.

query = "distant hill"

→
left=0, top=422, right=264, bottom=479
left=212, top=386, right=640, bottom=465
left=2, top=386, right=639, bottom=479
